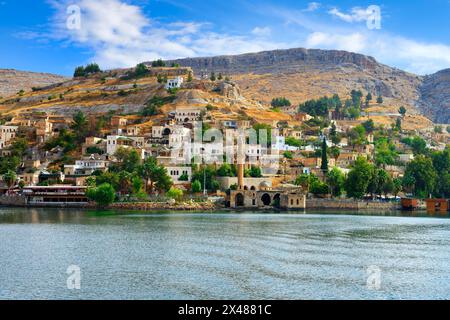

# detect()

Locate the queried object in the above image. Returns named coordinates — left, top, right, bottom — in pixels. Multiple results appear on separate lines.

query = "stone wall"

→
left=306, top=199, right=398, bottom=211
left=107, top=201, right=217, bottom=211
left=0, top=195, right=27, bottom=206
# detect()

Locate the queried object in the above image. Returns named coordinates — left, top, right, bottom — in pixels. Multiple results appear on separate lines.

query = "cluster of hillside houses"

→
left=0, top=77, right=448, bottom=209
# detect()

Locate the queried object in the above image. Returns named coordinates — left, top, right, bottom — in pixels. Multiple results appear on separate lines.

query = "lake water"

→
left=0, top=208, right=449, bottom=300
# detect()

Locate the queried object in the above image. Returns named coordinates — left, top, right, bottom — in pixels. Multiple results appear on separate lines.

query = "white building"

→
left=175, top=107, right=204, bottom=123
left=165, top=76, right=183, bottom=90
left=64, top=156, right=109, bottom=175
left=106, top=135, right=145, bottom=158
left=272, top=136, right=299, bottom=152
left=0, top=125, right=18, bottom=149
left=165, top=166, right=192, bottom=184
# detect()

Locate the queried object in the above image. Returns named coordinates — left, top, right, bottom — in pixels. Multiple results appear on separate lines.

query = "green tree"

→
left=432, top=148, right=450, bottom=198
left=382, top=175, right=394, bottom=198
left=347, top=107, right=360, bottom=119
left=95, top=171, right=120, bottom=190
left=403, top=155, right=437, bottom=198
left=344, top=157, right=374, bottom=199
left=348, top=125, right=366, bottom=150
left=117, top=171, right=133, bottom=195
left=217, top=164, right=236, bottom=177
left=191, top=180, right=202, bottom=193
left=395, top=118, right=402, bottom=131
left=399, top=106, right=407, bottom=117
left=84, top=63, right=101, bottom=74
left=410, top=136, right=428, bottom=155
left=3, top=170, right=17, bottom=188
left=71, top=111, right=89, bottom=142
left=210, top=72, right=216, bottom=81
left=327, top=168, right=345, bottom=197
left=393, top=178, right=402, bottom=198
left=167, top=187, right=183, bottom=201
left=74, top=66, right=85, bottom=77
left=362, top=119, right=375, bottom=133
left=299, top=96, right=333, bottom=117
left=179, top=172, right=189, bottom=181
left=138, top=157, right=172, bottom=194
left=283, top=151, right=293, bottom=159
left=329, top=146, right=341, bottom=162
left=152, top=59, right=166, bottom=67
left=321, top=138, right=328, bottom=172
left=365, top=92, right=372, bottom=107
left=375, top=138, right=398, bottom=166
left=376, top=95, right=383, bottom=104
left=249, top=166, right=262, bottom=178
left=131, top=175, right=144, bottom=194
left=11, top=138, right=28, bottom=157
left=285, top=137, right=304, bottom=148
left=295, top=174, right=311, bottom=192
left=113, top=147, right=141, bottom=173
left=187, top=72, right=193, bottom=82
left=309, top=175, right=329, bottom=196
left=134, top=63, right=149, bottom=77
left=87, top=183, right=116, bottom=207
left=271, top=97, right=291, bottom=108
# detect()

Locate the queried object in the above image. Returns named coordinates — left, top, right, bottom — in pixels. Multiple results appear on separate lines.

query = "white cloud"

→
left=328, top=7, right=371, bottom=23
left=306, top=32, right=367, bottom=53
left=303, top=2, right=321, bottom=12
left=44, top=0, right=285, bottom=69
left=251, top=26, right=272, bottom=37
left=304, top=31, right=450, bottom=74
left=19, top=0, right=449, bottom=75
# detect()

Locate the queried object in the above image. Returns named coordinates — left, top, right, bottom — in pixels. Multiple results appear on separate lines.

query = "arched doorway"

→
left=163, top=128, right=171, bottom=136
left=236, top=193, right=244, bottom=207
left=261, top=193, right=271, bottom=206
left=250, top=186, right=256, bottom=191
left=184, top=118, right=190, bottom=123
left=273, top=194, right=281, bottom=208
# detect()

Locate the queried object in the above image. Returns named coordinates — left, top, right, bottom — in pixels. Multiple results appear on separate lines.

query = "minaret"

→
left=238, top=163, right=244, bottom=190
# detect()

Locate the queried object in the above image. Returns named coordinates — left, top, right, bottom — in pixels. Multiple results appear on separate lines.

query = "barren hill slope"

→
left=0, top=69, right=68, bottom=98
left=0, top=67, right=291, bottom=126
left=419, top=69, right=450, bottom=124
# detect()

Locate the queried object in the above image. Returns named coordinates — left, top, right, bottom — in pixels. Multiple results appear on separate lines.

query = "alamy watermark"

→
left=366, top=265, right=381, bottom=290
left=67, top=265, right=81, bottom=290
left=66, top=5, right=81, bottom=30
left=366, top=5, right=381, bottom=30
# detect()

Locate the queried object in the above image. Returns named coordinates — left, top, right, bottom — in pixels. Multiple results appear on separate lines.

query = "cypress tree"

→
left=321, top=138, right=329, bottom=172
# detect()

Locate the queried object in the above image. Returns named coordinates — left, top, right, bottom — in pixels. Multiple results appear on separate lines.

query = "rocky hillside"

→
left=165, top=48, right=384, bottom=75
left=0, top=67, right=292, bottom=127
left=0, top=48, right=447, bottom=127
left=164, top=47, right=449, bottom=123
left=419, top=69, right=450, bottom=124
left=0, top=69, right=68, bottom=98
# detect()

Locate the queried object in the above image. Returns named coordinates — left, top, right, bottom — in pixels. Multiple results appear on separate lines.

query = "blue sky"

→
left=0, top=0, right=449, bottom=76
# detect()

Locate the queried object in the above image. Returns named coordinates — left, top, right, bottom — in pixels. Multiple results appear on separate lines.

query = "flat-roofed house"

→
left=0, top=125, right=18, bottom=149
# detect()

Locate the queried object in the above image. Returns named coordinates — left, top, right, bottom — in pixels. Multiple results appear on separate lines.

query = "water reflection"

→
left=0, top=208, right=449, bottom=300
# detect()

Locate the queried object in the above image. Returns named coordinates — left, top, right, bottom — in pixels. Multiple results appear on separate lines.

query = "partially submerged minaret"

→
left=237, top=163, right=244, bottom=190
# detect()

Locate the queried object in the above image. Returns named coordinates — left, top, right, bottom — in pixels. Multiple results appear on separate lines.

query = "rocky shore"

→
left=101, top=200, right=220, bottom=211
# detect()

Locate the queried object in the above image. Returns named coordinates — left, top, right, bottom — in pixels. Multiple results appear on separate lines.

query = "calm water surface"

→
left=0, top=208, right=449, bottom=300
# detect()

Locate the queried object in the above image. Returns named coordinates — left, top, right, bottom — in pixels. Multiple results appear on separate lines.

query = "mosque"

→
left=229, top=164, right=306, bottom=210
